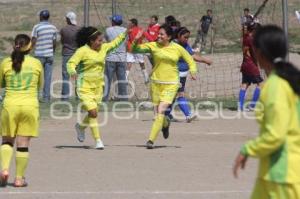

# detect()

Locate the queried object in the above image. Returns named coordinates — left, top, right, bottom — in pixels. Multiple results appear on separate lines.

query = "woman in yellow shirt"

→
left=0, top=34, right=43, bottom=187
left=233, top=25, right=300, bottom=198
left=132, top=24, right=197, bottom=149
left=67, top=26, right=126, bottom=149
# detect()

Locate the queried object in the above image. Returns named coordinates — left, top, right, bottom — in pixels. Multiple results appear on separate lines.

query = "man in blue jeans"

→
left=103, top=15, right=128, bottom=101
left=31, top=9, right=58, bottom=103
left=60, top=12, right=80, bottom=101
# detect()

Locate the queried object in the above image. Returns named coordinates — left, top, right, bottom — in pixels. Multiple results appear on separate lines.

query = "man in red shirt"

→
left=143, top=15, right=160, bottom=42
left=126, top=18, right=149, bottom=84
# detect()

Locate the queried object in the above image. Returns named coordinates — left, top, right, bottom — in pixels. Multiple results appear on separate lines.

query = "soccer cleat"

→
left=75, top=123, right=85, bottom=142
left=162, top=119, right=170, bottom=139
left=146, top=140, right=154, bottom=149
left=13, top=177, right=28, bottom=187
left=166, top=114, right=179, bottom=122
left=0, top=170, right=9, bottom=187
left=186, top=114, right=197, bottom=123
left=95, top=139, right=104, bottom=150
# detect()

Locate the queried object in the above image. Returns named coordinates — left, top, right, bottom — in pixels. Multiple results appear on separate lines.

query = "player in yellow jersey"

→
left=233, top=25, right=300, bottom=199
left=132, top=24, right=197, bottom=149
left=0, top=34, right=44, bottom=187
left=67, top=26, right=127, bottom=149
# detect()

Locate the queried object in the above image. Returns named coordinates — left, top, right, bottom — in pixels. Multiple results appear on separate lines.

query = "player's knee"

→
left=2, top=142, right=14, bottom=147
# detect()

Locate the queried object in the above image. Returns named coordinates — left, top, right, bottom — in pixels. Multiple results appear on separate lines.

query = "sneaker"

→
left=39, top=98, right=50, bottom=103
left=296, top=11, right=300, bottom=22
left=186, top=114, right=197, bottom=123
left=166, top=114, right=179, bottom=122
left=13, top=177, right=28, bottom=187
left=192, top=47, right=200, bottom=52
left=162, top=119, right=170, bottom=139
left=75, top=123, right=85, bottom=142
left=146, top=140, right=154, bottom=149
left=95, top=139, right=104, bottom=150
left=0, top=170, right=9, bottom=187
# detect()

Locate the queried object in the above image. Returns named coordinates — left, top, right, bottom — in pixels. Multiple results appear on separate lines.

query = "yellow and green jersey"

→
left=67, top=32, right=126, bottom=89
left=132, top=41, right=197, bottom=84
left=241, top=72, right=300, bottom=183
left=0, top=55, right=43, bottom=107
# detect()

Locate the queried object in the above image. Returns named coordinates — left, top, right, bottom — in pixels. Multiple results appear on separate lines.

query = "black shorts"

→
left=242, top=74, right=263, bottom=85
left=178, top=77, right=187, bottom=92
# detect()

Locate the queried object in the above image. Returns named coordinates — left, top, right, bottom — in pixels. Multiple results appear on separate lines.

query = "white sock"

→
left=126, top=70, right=130, bottom=79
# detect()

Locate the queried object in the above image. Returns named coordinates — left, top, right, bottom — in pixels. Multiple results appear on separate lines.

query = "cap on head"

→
left=66, top=11, right=77, bottom=25
left=39, top=9, right=50, bottom=19
left=111, top=14, right=123, bottom=24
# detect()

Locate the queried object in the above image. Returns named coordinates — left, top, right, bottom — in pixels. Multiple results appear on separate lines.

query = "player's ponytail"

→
left=11, top=34, right=31, bottom=73
left=253, top=25, right=300, bottom=95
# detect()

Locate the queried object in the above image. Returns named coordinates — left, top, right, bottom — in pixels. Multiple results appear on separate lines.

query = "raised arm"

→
left=105, top=32, right=127, bottom=54
left=131, top=30, right=152, bottom=53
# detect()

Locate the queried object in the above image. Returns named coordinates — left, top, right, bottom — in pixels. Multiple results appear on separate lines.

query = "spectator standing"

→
left=60, top=11, right=80, bottom=101
left=31, top=9, right=58, bottom=103
left=192, top=9, right=213, bottom=54
left=103, top=15, right=128, bottom=101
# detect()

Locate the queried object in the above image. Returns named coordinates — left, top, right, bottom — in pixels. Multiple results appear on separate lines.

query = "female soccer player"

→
left=0, top=34, right=43, bottom=187
left=67, top=26, right=127, bottom=149
left=165, top=27, right=212, bottom=123
left=239, top=22, right=263, bottom=111
left=132, top=24, right=197, bottom=149
left=233, top=25, right=300, bottom=199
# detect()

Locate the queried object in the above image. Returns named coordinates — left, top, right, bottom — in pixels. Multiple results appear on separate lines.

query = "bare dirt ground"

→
left=1, top=111, right=259, bottom=199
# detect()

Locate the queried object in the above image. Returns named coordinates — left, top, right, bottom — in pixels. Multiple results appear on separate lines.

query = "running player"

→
left=0, top=34, right=44, bottom=187
left=131, top=24, right=197, bottom=149
left=67, top=26, right=127, bottom=149
left=233, top=25, right=300, bottom=199
left=165, top=27, right=212, bottom=123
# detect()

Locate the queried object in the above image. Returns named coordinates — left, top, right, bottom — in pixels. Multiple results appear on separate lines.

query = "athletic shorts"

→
left=178, top=77, right=187, bottom=92
left=127, top=53, right=144, bottom=63
left=251, top=178, right=300, bottom=199
left=242, top=74, right=263, bottom=85
left=0, top=106, right=39, bottom=137
left=151, top=82, right=179, bottom=105
left=77, top=87, right=103, bottom=111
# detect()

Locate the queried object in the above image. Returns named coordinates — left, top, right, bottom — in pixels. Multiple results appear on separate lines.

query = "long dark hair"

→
left=76, top=26, right=101, bottom=47
left=176, top=27, right=190, bottom=38
left=253, top=25, right=300, bottom=95
left=159, top=24, right=174, bottom=41
left=11, top=34, right=31, bottom=73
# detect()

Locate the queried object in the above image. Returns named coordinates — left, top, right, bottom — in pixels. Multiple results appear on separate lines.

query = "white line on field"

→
left=0, top=190, right=250, bottom=195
